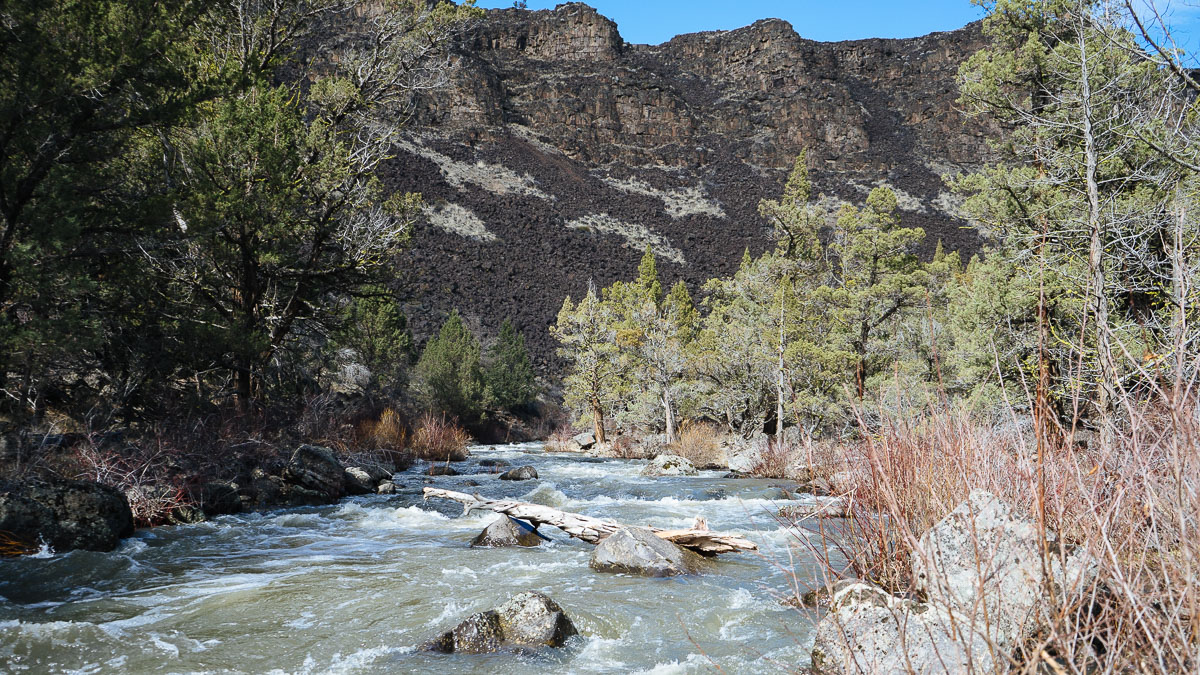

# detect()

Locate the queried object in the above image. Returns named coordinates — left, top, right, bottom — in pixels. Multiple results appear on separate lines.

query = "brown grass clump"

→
left=409, top=413, right=471, bottom=462
left=669, top=421, right=726, bottom=469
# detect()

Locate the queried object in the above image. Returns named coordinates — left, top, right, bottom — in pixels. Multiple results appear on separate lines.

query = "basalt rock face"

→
left=388, top=3, right=995, bottom=372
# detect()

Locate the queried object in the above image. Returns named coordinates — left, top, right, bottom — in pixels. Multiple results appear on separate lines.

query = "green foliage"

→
left=483, top=319, right=538, bottom=411
left=416, top=311, right=485, bottom=420
left=551, top=288, right=622, bottom=442
left=335, top=290, right=415, bottom=392
left=636, top=245, right=664, bottom=309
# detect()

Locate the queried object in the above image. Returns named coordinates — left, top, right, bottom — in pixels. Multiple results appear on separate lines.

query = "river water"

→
left=0, top=444, right=832, bottom=674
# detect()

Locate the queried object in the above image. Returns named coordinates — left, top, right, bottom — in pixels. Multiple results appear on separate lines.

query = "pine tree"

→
left=415, top=311, right=485, bottom=420
left=551, top=288, right=621, bottom=444
left=484, top=319, right=538, bottom=411
left=636, top=245, right=664, bottom=309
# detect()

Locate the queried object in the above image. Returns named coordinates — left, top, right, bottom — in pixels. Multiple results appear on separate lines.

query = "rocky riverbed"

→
left=0, top=443, right=835, bottom=673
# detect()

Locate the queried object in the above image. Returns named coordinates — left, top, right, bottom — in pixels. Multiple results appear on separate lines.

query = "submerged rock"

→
left=471, top=516, right=543, bottom=547
left=778, top=497, right=849, bottom=520
left=426, top=465, right=459, bottom=477
left=283, top=445, right=346, bottom=500
left=478, top=458, right=511, bottom=468
left=498, top=465, right=538, bottom=481
left=590, top=526, right=704, bottom=577
left=0, top=479, right=134, bottom=552
left=640, top=454, right=697, bottom=477
left=376, top=481, right=396, bottom=495
left=424, top=591, right=576, bottom=653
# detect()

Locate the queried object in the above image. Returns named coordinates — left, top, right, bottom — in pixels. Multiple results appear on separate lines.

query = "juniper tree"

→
left=483, top=319, right=538, bottom=411
left=552, top=287, right=621, bottom=444
left=416, top=310, right=485, bottom=420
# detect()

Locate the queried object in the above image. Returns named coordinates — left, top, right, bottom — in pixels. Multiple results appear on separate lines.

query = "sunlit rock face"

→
left=383, top=3, right=996, bottom=371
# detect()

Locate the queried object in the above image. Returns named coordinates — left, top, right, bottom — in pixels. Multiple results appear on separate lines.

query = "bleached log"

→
left=422, top=487, right=756, bottom=555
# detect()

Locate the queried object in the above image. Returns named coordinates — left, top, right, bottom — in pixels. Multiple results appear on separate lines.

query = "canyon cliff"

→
left=384, top=3, right=995, bottom=373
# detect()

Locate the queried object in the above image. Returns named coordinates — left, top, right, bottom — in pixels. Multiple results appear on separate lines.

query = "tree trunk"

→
left=591, top=394, right=606, bottom=445
left=663, top=387, right=677, bottom=444
left=1172, top=195, right=1189, bottom=398
left=1081, top=42, right=1115, bottom=443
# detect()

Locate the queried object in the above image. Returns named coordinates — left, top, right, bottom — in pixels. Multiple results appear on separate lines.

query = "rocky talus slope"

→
left=385, top=3, right=996, bottom=372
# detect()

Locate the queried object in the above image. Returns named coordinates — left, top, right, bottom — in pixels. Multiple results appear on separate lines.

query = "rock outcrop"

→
left=0, top=479, right=134, bottom=552
left=386, top=3, right=995, bottom=371
left=424, top=591, right=577, bottom=653
left=589, top=526, right=705, bottom=576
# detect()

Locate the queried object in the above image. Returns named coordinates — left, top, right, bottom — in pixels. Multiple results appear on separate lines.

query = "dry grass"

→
left=793, top=397, right=1200, bottom=673
left=669, top=421, right=726, bottom=469
left=409, top=412, right=471, bottom=462
left=0, top=530, right=38, bottom=557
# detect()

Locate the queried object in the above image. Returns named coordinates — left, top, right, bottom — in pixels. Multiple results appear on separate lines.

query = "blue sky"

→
left=475, top=1, right=1199, bottom=51
left=474, top=1, right=988, bottom=44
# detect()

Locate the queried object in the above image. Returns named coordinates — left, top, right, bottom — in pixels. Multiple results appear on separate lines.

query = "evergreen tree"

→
left=635, top=245, right=664, bottom=309
left=483, top=319, right=538, bottom=411
left=415, top=311, right=485, bottom=420
left=335, top=289, right=415, bottom=393
left=828, top=187, right=928, bottom=398
left=552, top=287, right=622, bottom=444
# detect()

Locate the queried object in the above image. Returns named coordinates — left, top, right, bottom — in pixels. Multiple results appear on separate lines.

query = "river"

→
left=0, top=443, right=831, bottom=673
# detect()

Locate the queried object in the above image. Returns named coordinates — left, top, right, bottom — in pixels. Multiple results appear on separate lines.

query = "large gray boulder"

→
left=498, top=465, right=538, bottom=481
left=283, top=445, right=346, bottom=500
left=424, top=591, right=576, bottom=653
left=640, top=454, right=698, bottom=477
left=567, top=431, right=596, bottom=452
left=0, top=480, right=134, bottom=552
left=812, top=490, right=1098, bottom=673
left=911, top=489, right=1045, bottom=651
left=471, top=516, right=543, bottom=547
left=590, top=526, right=704, bottom=577
left=810, top=581, right=995, bottom=674
left=343, top=467, right=375, bottom=495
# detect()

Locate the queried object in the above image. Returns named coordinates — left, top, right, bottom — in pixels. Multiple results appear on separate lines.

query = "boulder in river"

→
left=478, top=458, right=511, bottom=468
left=344, top=467, right=375, bottom=495
left=640, top=454, right=697, bottom=477
left=471, top=516, right=543, bottom=547
left=426, top=465, right=459, bottom=476
left=590, top=526, right=704, bottom=577
left=282, top=445, right=346, bottom=500
left=0, top=479, right=134, bottom=552
left=424, top=591, right=576, bottom=653
left=498, top=466, right=538, bottom=481
left=376, top=481, right=396, bottom=495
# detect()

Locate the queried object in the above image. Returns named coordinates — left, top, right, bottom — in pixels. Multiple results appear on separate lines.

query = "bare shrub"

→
left=747, top=437, right=795, bottom=479
left=670, top=421, right=726, bottom=469
left=791, top=397, right=1200, bottom=673
left=72, top=440, right=192, bottom=528
left=409, top=413, right=471, bottom=462
left=544, top=425, right=578, bottom=453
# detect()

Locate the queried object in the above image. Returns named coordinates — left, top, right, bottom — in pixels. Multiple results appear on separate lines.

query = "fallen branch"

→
left=422, top=487, right=757, bottom=555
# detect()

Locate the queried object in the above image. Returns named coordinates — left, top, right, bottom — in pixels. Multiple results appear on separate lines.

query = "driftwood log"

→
left=422, top=487, right=757, bottom=555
